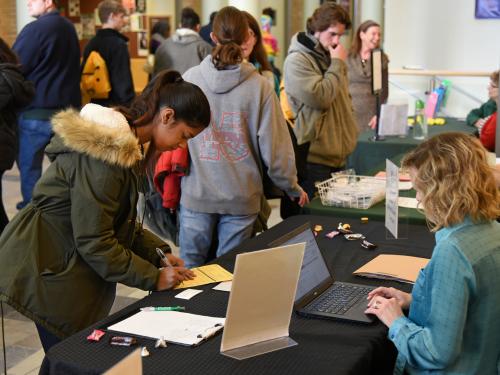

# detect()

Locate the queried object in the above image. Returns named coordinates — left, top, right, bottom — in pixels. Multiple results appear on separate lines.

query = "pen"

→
left=140, top=306, right=185, bottom=312
left=156, top=247, right=173, bottom=267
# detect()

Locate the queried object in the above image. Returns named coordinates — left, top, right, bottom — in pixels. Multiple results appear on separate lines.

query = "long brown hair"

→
left=211, top=6, right=249, bottom=70
left=349, top=20, right=380, bottom=57
left=242, top=11, right=272, bottom=73
left=402, top=132, right=500, bottom=231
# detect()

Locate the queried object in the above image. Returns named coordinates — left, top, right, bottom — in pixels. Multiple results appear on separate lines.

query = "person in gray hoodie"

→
left=181, top=6, right=308, bottom=268
left=283, top=3, right=358, bottom=200
left=153, top=7, right=212, bottom=76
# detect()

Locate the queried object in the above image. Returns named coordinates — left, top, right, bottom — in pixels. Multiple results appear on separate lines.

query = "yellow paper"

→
left=174, top=264, right=233, bottom=289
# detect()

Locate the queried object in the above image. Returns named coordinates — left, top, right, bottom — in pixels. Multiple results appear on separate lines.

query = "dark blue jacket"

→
left=199, top=23, right=215, bottom=46
left=13, top=11, right=81, bottom=113
left=82, top=29, right=135, bottom=107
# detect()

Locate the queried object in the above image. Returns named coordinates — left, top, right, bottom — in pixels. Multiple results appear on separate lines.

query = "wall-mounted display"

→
left=475, top=0, right=500, bottom=18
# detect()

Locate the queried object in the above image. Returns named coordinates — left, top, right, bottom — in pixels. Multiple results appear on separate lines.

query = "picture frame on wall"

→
left=137, top=31, right=148, bottom=56
left=136, top=0, right=146, bottom=13
left=475, top=0, right=500, bottom=19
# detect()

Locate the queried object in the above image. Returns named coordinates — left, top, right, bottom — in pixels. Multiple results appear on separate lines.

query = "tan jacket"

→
left=284, top=32, right=358, bottom=167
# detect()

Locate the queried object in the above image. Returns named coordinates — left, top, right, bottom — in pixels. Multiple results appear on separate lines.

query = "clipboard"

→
left=106, top=310, right=225, bottom=346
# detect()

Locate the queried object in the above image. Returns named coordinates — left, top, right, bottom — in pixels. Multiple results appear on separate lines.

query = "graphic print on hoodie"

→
left=200, top=112, right=250, bottom=162
left=182, top=55, right=302, bottom=215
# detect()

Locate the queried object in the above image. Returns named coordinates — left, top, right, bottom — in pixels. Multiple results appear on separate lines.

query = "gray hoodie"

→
left=153, top=29, right=212, bottom=76
left=182, top=55, right=303, bottom=215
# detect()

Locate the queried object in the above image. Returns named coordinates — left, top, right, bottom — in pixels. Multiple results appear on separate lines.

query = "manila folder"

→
left=353, top=254, right=429, bottom=284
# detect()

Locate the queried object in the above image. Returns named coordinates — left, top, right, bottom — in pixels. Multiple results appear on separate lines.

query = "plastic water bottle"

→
left=413, top=100, right=428, bottom=140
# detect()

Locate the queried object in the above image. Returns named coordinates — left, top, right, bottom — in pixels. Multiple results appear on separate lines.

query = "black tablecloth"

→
left=40, top=215, right=435, bottom=375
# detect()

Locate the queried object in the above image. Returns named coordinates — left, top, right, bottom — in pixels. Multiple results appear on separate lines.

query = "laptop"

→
left=269, top=223, right=375, bottom=324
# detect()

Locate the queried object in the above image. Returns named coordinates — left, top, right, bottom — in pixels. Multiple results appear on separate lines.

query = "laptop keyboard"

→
left=305, top=283, right=372, bottom=315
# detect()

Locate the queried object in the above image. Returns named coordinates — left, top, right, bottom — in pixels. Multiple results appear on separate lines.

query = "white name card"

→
left=385, top=159, right=400, bottom=238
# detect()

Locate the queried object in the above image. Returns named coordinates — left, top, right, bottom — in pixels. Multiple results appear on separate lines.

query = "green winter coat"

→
left=466, top=98, right=497, bottom=127
left=0, top=108, right=167, bottom=338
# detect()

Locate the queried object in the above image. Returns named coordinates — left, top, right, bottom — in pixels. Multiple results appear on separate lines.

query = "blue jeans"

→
left=179, top=205, right=257, bottom=268
left=17, top=116, right=53, bottom=208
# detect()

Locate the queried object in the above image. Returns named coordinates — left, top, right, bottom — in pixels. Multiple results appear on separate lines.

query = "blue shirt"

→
left=13, top=11, right=81, bottom=111
left=388, top=218, right=500, bottom=374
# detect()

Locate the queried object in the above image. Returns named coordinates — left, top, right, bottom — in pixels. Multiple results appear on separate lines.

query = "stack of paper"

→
left=353, top=254, right=429, bottom=284
left=175, top=264, right=233, bottom=289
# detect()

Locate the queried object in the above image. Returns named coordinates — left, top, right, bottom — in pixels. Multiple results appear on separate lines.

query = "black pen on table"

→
left=156, top=247, right=173, bottom=267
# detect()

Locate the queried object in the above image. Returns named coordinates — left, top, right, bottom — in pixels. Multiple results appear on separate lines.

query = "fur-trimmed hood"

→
left=47, top=107, right=142, bottom=168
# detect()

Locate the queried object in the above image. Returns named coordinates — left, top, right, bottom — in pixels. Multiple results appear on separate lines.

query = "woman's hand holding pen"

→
left=155, top=249, right=196, bottom=290
left=156, top=266, right=195, bottom=290
left=163, top=253, right=184, bottom=268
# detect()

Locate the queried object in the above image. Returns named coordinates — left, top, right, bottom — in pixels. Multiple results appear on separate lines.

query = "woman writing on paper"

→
left=0, top=71, right=209, bottom=352
left=365, top=132, right=500, bottom=373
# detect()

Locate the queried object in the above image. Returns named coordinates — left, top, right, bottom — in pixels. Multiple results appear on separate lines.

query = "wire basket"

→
left=316, top=174, right=386, bottom=209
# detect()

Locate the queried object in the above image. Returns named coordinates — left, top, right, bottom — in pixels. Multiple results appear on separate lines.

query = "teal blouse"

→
left=388, top=218, right=500, bottom=374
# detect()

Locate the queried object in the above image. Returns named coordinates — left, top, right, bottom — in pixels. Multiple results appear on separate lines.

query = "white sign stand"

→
left=385, top=159, right=400, bottom=238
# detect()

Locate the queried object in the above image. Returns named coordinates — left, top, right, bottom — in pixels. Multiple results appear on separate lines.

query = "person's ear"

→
left=160, top=107, right=175, bottom=126
left=195, top=24, right=201, bottom=32
left=210, top=32, right=218, bottom=45
left=107, top=12, right=116, bottom=25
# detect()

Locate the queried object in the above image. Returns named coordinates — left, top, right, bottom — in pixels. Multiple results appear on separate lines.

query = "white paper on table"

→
left=107, top=311, right=225, bottom=346
left=213, top=281, right=232, bottom=292
left=398, top=197, right=421, bottom=209
left=175, top=288, right=203, bottom=300
left=398, top=181, right=413, bottom=190
left=378, top=104, right=409, bottom=136
left=385, top=159, right=399, bottom=238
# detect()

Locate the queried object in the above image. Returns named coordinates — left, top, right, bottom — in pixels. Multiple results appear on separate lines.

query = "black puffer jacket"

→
left=0, top=63, right=34, bottom=171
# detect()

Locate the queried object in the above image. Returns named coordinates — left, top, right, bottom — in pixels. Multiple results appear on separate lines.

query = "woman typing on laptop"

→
left=365, top=133, right=500, bottom=374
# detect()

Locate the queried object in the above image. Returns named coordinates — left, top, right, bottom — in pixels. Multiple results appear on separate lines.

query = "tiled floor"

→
left=0, top=163, right=283, bottom=374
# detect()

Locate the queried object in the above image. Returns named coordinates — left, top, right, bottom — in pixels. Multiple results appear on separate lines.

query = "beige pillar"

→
left=228, top=0, right=259, bottom=17
left=270, top=0, right=286, bottom=70
left=302, top=0, right=317, bottom=32
left=201, top=0, right=227, bottom=23
left=16, top=0, right=32, bottom=34
left=359, top=0, right=384, bottom=26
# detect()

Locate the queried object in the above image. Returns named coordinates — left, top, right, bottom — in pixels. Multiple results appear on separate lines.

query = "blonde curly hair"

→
left=402, top=132, right=500, bottom=231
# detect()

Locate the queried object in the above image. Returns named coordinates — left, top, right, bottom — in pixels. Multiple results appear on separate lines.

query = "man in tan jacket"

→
left=283, top=2, right=358, bottom=201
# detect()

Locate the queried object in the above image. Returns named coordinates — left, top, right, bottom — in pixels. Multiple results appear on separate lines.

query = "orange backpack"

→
left=279, top=78, right=297, bottom=126
left=80, top=51, right=111, bottom=105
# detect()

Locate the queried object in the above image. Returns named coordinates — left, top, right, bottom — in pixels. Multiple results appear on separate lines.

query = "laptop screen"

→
left=274, top=226, right=331, bottom=302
